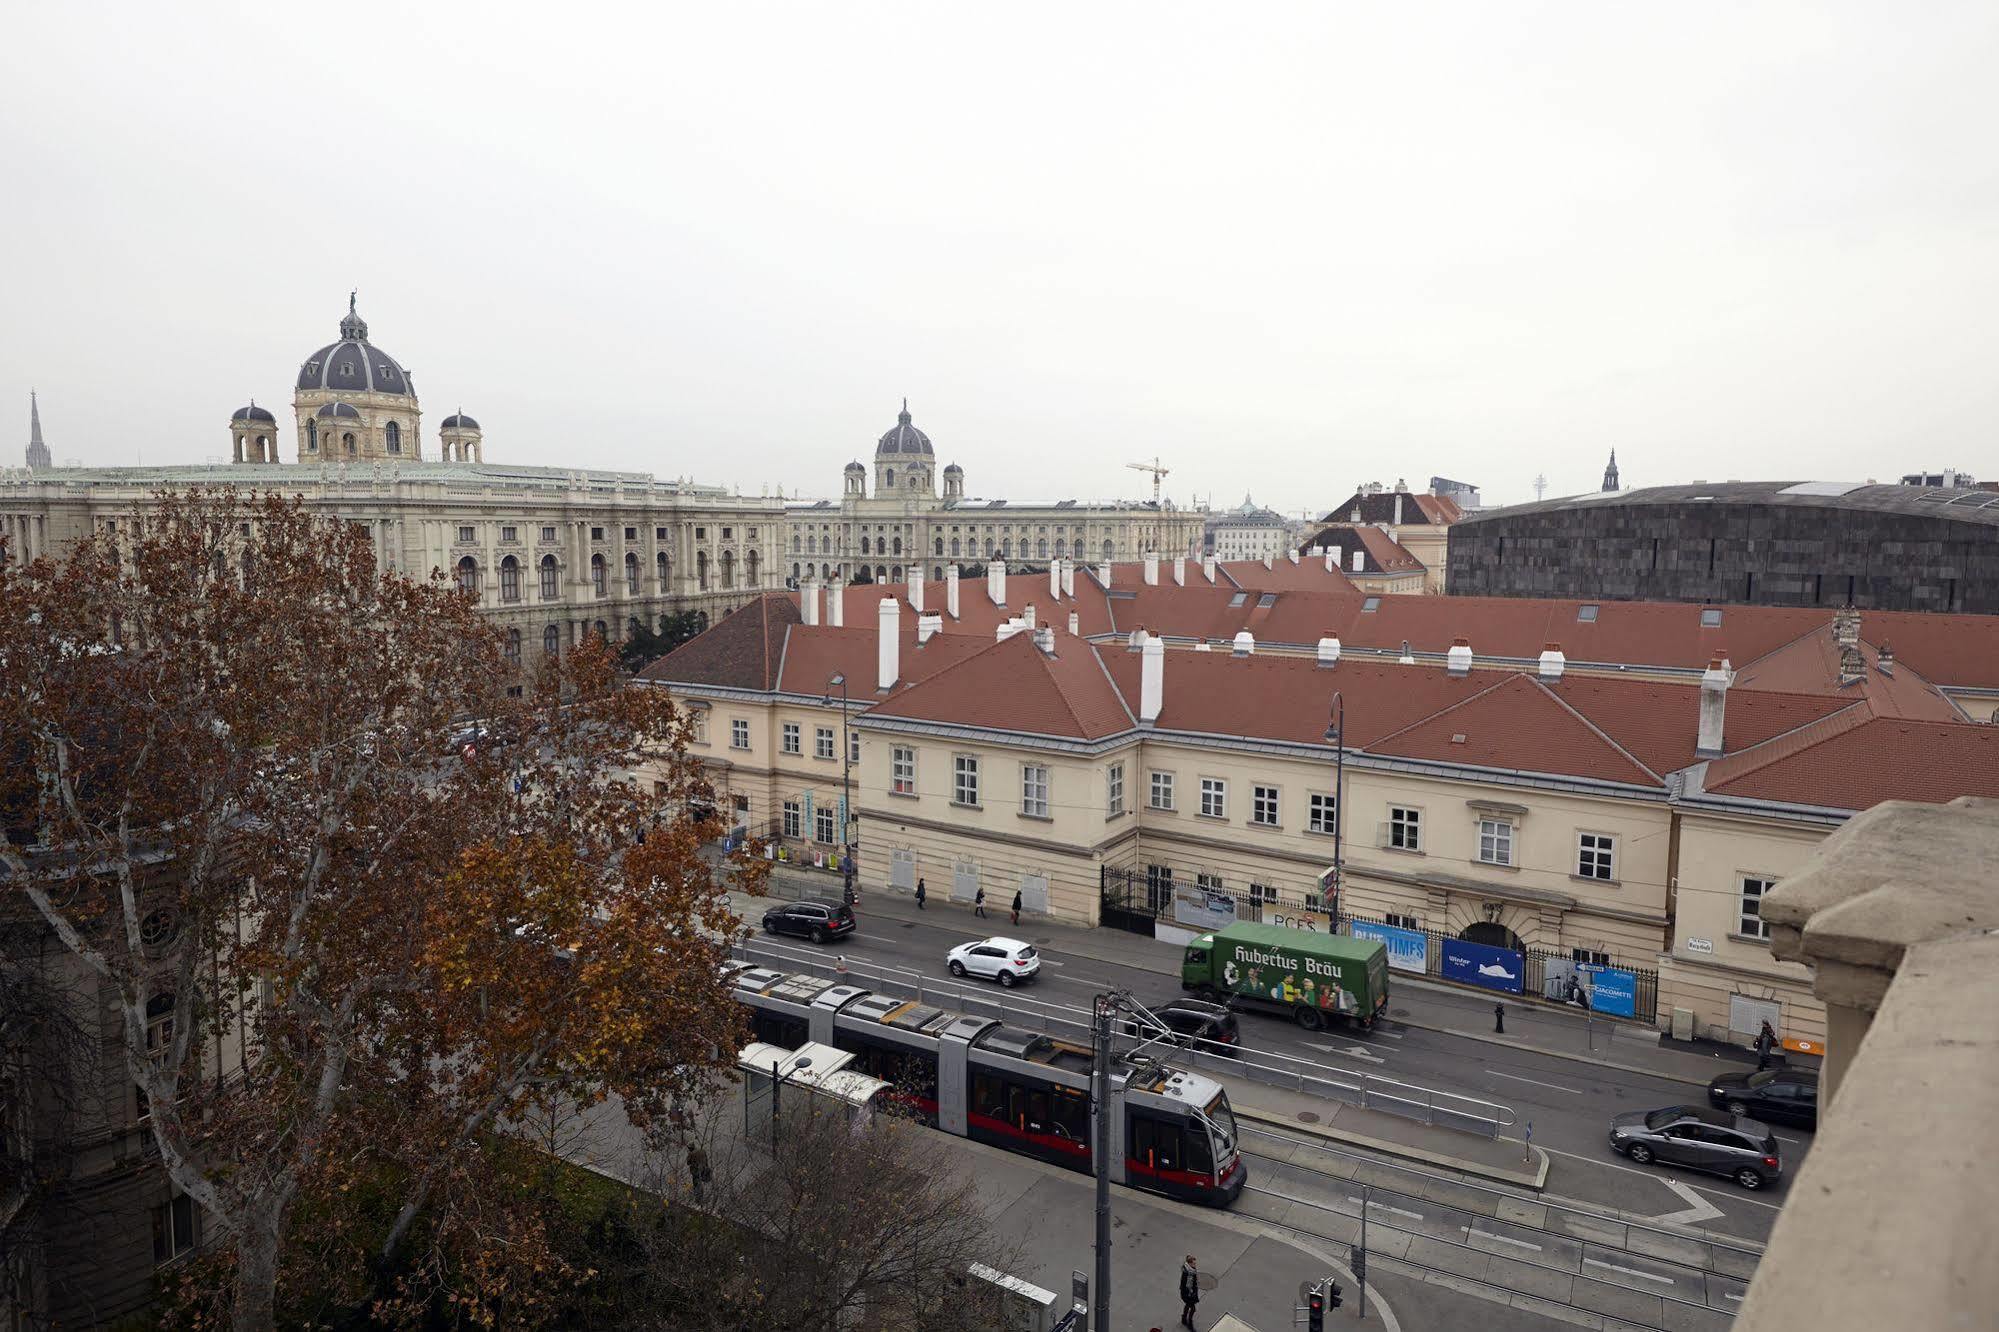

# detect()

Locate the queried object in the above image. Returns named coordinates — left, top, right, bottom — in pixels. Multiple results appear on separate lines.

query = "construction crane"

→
left=1127, top=457, right=1170, bottom=504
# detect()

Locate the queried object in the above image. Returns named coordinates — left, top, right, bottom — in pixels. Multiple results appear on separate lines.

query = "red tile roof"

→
left=1731, top=629, right=1961, bottom=721
left=1705, top=717, right=1999, bottom=809
left=636, top=592, right=798, bottom=690
left=1547, top=676, right=1853, bottom=778
left=773, top=623, right=989, bottom=699
left=1849, top=609, right=1999, bottom=690
left=1362, top=675, right=1662, bottom=787
left=1217, top=557, right=1359, bottom=594
left=864, top=632, right=1134, bottom=740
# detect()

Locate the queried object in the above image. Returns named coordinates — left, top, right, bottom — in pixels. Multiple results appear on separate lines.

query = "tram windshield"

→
left=1199, top=1090, right=1238, bottom=1159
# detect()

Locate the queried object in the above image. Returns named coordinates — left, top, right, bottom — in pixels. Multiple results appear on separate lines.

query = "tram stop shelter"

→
left=738, top=1040, right=891, bottom=1139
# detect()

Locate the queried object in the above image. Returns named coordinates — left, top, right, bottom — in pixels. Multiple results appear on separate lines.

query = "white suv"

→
left=946, top=937, right=1041, bottom=987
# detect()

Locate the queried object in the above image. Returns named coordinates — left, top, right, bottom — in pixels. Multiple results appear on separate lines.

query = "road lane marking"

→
left=1486, top=1070, right=1583, bottom=1094
left=1775, top=1134, right=1802, bottom=1144
left=1349, top=1196, right=1424, bottom=1220
left=1584, top=1257, right=1676, bottom=1285
left=1649, top=1178, right=1725, bottom=1226
left=1461, top=1225, right=1543, bottom=1252
left=1532, top=1143, right=1785, bottom=1211
left=1304, top=1041, right=1387, bottom=1065
left=1725, top=1293, right=1744, bottom=1303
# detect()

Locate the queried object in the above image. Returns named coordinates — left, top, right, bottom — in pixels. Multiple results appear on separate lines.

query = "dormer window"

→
left=341, top=362, right=354, bottom=375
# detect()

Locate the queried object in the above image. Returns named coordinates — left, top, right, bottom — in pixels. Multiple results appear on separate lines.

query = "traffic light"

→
left=1329, top=1281, right=1343, bottom=1309
left=1307, top=1286, right=1325, bottom=1332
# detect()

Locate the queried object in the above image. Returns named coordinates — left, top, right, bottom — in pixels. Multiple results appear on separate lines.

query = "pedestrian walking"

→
left=974, top=886, right=987, bottom=918
left=1011, top=889, right=1023, bottom=927
left=1755, top=1020, right=1777, bottom=1070
left=1493, top=1003, right=1506, bottom=1034
left=915, top=877, right=926, bottom=910
left=1178, top=1254, right=1200, bottom=1328
left=686, top=1143, right=711, bottom=1202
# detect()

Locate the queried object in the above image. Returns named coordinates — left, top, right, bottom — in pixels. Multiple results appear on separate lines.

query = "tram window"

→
left=1051, top=1087, right=1088, bottom=1141
left=1131, top=1115, right=1184, bottom=1171
left=1005, top=1083, right=1029, bottom=1130
left=753, top=1011, right=807, bottom=1048
left=1183, top=1121, right=1215, bottom=1174
left=972, top=1072, right=1005, bottom=1120
left=1026, top=1089, right=1051, bottom=1134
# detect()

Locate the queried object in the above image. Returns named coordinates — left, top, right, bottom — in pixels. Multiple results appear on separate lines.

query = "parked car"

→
left=1706, top=1066, right=1819, bottom=1129
left=1120, top=998, right=1242, bottom=1055
left=946, top=937, right=1041, bottom=987
left=1609, top=1105, right=1783, bottom=1190
left=760, top=899, right=856, bottom=944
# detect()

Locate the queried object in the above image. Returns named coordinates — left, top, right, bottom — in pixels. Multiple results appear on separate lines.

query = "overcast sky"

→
left=4, top=2, right=1995, bottom=510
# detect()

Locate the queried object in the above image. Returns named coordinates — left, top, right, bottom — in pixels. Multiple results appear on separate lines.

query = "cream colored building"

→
left=1204, top=495, right=1292, bottom=561
left=783, top=402, right=1205, bottom=587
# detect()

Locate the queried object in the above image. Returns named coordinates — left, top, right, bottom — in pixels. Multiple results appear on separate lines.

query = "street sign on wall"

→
left=1440, top=937, right=1524, bottom=993
left=1350, top=920, right=1428, bottom=973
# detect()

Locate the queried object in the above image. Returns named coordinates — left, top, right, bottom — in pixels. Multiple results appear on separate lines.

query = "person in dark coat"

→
left=1179, top=1254, right=1200, bottom=1328
left=914, top=877, right=926, bottom=909
left=974, top=886, right=987, bottom=918
left=1012, top=889, right=1024, bottom=926
left=1755, top=1020, right=1778, bottom=1070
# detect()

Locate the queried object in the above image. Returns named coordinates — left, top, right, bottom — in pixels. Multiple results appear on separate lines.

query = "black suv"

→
left=761, top=899, right=856, bottom=944
left=1707, top=1066, right=1818, bottom=1129
left=1121, top=999, right=1242, bottom=1055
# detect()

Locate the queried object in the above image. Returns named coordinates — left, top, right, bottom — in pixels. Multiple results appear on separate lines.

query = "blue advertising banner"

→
left=1440, top=937, right=1524, bottom=994
left=1581, top=965, right=1638, bottom=1017
left=1351, top=920, right=1428, bottom=974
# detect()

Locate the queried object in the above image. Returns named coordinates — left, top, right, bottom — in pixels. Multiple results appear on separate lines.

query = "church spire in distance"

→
left=26, top=390, right=51, bottom=470
left=1602, top=448, right=1620, bottom=492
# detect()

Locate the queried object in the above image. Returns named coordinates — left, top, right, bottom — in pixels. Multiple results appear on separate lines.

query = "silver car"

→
left=1609, top=1105, right=1782, bottom=1191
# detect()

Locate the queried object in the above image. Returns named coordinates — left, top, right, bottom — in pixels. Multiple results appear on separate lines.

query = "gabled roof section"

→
left=1216, top=557, right=1358, bottom=593
left=1300, top=524, right=1426, bottom=575
left=636, top=592, right=798, bottom=690
left=774, top=624, right=988, bottom=697
left=1321, top=490, right=1463, bottom=526
left=1703, top=715, right=1999, bottom=810
left=1364, top=675, right=1664, bottom=788
left=1847, top=609, right=1999, bottom=691
left=1548, top=675, right=1853, bottom=778
left=863, top=632, right=1134, bottom=741
left=1732, top=624, right=1960, bottom=721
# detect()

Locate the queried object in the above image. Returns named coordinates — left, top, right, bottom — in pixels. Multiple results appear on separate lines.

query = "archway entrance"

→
left=1459, top=920, right=1524, bottom=954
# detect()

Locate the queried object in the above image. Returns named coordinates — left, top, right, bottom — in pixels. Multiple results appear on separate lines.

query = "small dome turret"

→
left=315, top=400, right=362, bottom=420
left=232, top=402, right=276, bottom=424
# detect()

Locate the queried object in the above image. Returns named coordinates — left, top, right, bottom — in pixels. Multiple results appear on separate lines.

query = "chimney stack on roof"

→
left=1173, top=556, right=1186, bottom=586
left=1202, top=554, right=1217, bottom=583
left=1139, top=632, right=1165, bottom=722
left=1328, top=546, right=1341, bottom=573
left=1698, top=654, right=1731, bottom=757
left=988, top=559, right=1007, bottom=608
left=1023, top=603, right=1037, bottom=630
left=1062, top=560, right=1075, bottom=597
left=1878, top=641, right=1895, bottom=676
left=1261, top=552, right=1273, bottom=569
left=1538, top=642, right=1566, bottom=681
left=801, top=574, right=820, bottom=626
left=1288, top=548, right=1300, bottom=565
left=945, top=564, right=961, bottom=619
left=1394, top=491, right=1405, bottom=526
left=1067, top=610, right=1080, bottom=637
left=1838, top=643, right=1866, bottom=687
left=1232, top=631, right=1255, bottom=656
left=917, top=613, right=942, bottom=645
left=1398, top=639, right=1415, bottom=665
left=1050, top=558, right=1062, bottom=602
left=1317, top=634, right=1341, bottom=668
left=1035, top=625, right=1056, bottom=656
left=828, top=582, right=844, bottom=627
left=1098, top=562, right=1113, bottom=587
left=878, top=597, right=901, bottom=690
left=1446, top=637, right=1473, bottom=677
left=998, top=617, right=1027, bottom=642
left=910, top=566, right=925, bottom=615
left=1127, top=627, right=1146, bottom=650
left=1143, top=551, right=1159, bottom=585
left=1351, top=550, right=1365, bottom=574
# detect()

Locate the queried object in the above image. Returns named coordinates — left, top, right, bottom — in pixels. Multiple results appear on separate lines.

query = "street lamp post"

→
left=827, top=674, right=855, bottom=903
left=1324, top=691, right=1345, bottom=919
left=771, top=1054, right=813, bottom=1151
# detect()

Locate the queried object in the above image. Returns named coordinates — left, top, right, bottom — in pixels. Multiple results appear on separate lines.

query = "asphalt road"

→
left=737, top=897, right=1806, bottom=1248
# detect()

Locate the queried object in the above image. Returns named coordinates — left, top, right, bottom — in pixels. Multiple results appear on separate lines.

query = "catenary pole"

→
left=1092, top=992, right=1114, bottom=1332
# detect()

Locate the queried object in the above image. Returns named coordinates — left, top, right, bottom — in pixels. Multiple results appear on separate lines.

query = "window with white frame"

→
left=1149, top=770, right=1175, bottom=810
left=1739, top=875, right=1777, bottom=939
left=1021, top=764, right=1050, bottom=818
left=690, top=711, right=707, bottom=743
left=781, top=722, right=801, bottom=755
left=1477, top=817, right=1514, bottom=867
left=1308, top=792, right=1337, bottom=834
left=1199, top=777, right=1227, bottom=819
left=1107, top=762, right=1126, bottom=817
left=144, top=992, right=175, bottom=1058
left=1386, top=911, right=1420, bottom=931
left=782, top=800, right=801, bottom=838
left=730, top=718, right=750, bottom=750
left=891, top=746, right=915, bottom=795
left=1146, top=864, right=1174, bottom=915
left=1576, top=832, right=1616, bottom=881
left=815, top=726, right=835, bottom=760
left=815, top=804, right=837, bottom=843
left=849, top=729, right=860, bottom=765
left=1389, top=806, right=1422, bottom=851
left=1251, top=785, right=1280, bottom=827
left=954, top=755, right=980, bottom=806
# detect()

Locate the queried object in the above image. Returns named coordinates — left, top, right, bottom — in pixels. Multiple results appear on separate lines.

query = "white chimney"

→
left=998, top=617, right=1028, bottom=642
left=1446, top=638, right=1472, bottom=677
left=828, top=582, right=844, bottom=627
left=1261, top=553, right=1273, bottom=570
left=1311, top=545, right=1324, bottom=556
left=1062, top=561, right=1075, bottom=597
left=909, top=566, right=925, bottom=615
left=1023, top=603, right=1037, bottom=630
left=1202, top=554, right=1217, bottom=582
left=1173, top=556, right=1185, bottom=586
left=877, top=597, right=900, bottom=690
left=917, top=613, right=942, bottom=645
left=1098, top=562, right=1112, bottom=587
left=1317, top=635, right=1341, bottom=667
left=1067, top=610, right=1080, bottom=636
left=1398, top=639, right=1415, bottom=665
left=988, top=559, right=1007, bottom=607
left=801, top=576, right=820, bottom=626
left=1698, top=655, right=1731, bottom=756
left=946, top=564, right=960, bottom=619
left=1288, top=548, right=1300, bottom=565
left=1394, top=492, right=1404, bottom=526
left=1538, top=643, right=1566, bottom=681
left=1139, top=632, right=1165, bottom=722
left=1050, top=558, right=1062, bottom=602
left=1351, top=550, right=1364, bottom=574
left=1232, top=631, right=1255, bottom=656
left=1195, top=641, right=1212, bottom=652
left=1143, top=551, right=1159, bottom=585
left=1034, top=625, right=1056, bottom=656
left=1128, top=628, right=1147, bottom=650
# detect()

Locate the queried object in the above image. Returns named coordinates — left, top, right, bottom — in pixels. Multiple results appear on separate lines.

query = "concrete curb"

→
left=1235, top=1104, right=1552, bottom=1191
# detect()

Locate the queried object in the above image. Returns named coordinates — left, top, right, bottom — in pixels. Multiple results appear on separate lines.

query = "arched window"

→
left=696, top=551, right=709, bottom=590
left=628, top=616, right=642, bottom=640
left=657, top=550, right=670, bottom=590
left=624, top=551, right=639, bottom=594
left=544, top=624, right=561, bottom=656
left=385, top=420, right=401, bottom=453
left=792, top=534, right=800, bottom=553
left=695, top=610, right=709, bottom=632
left=950, top=537, right=960, bottom=557
left=908, top=474, right=920, bottom=490
left=885, top=467, right=895, bottom=488
left=1038, top=539, right=1048, bottom=559
left=504, top=628, right=521, bottom=665
left=456, top=556, right=478, bottom=596
left=499, top=555, right=520, bottom=602
left=934, top=537, right=944, bottom=556
left=891, top=566, right=902, bottom=582
left=876, top=565, right=887, bottom=582
left=539, top=554, right=558, bottom=600
left=861, top=535, right=871, bottom=555
left=590, top=554, right=607, bottom=597
left=1102, top=538, right=1114, bottom=562
left=342, top=432, right=357, bottom=455
left=792, top=562, right=801, bottom=581
left=255, top=434, right=268, bottom=459
left=1000, top=539, right=1011, bottom=559
left=593, top=619, right=608, bottom=640
left=306, top=419, right=318, bottom=452
left=720, top=550, right=736, bottom=589
left=891, top=537, right=902, bottom=556
left=1055, top=538, right=1066, bottom=558
left=806, top=534, right=817, bottom=554
left=932, top=565, right=942, bottom=580
left=746, top=550, right=760, bottom=585
left=984, top=538, right=995, bottom=557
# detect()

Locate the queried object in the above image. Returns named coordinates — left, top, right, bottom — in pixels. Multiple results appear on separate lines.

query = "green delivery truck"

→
left=1180, top=922, right=1390, bottom=1031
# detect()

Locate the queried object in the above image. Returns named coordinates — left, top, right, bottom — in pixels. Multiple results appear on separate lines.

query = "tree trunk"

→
left=231, top=1207, right=283, bottom=1332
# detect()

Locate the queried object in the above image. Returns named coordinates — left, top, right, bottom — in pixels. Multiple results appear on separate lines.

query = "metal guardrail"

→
left=732, top=937, right=1516, bottom=1139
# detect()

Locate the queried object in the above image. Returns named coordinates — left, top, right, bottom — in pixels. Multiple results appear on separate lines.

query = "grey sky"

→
left=4, top=2, right=1995, bottom=510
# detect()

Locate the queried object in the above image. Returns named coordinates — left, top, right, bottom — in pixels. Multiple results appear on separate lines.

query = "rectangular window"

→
left=1251, top=785, right=1279, bottom=827
left=689, top=711, right=707, bottom=743
left=1308, top=792, right=1337, bottom=834
left=591, top=526, right=605, bottom=541
left=1107, top=762, right=1126, bottom=817
left=153, top=1194, right=196, bottom=1265
left=1386, top=911, right=1420, bottom=931
left=501, top=525, right=518, bottom=543
left=625, top=526, right=637, bottom=541
left=815, top=726, right=835, bottom=760
left=1389, top=806, right=1422, bottom=851
left=1021, top=764, right=1050, bottom=818
left=1146, top=864, right=1174, bottom=915
left=1243, top=881, right=1273, bottom=923
left=815, top=804, right=837, bottom=844
left=782, top=800, right=802, bottom=838
left=1477, top=817, right=1514, bottom=867
left=849, top=729, right=860, bottom=765
left=1740, top=875, right=1776, bottom=939
left=1149, top=771, right=1175, bottom=811
left=1199, top=777, right=1227, bottom=819
left=1571, top=946, right=1611, bottom=968
left=1577, top=832, right=1616, bottom=881
left=457, top=525, right=475, bottom=544
left=781, top=722, right=801, bottom=755
left=541, top=525, right=556, bottom=543
left=730, top=718, right=750, bottom=750
left=891, top=746, right=915, bottom=795
left=954, top=755, right=980, bottom=807
left=656, top=527, right=669, bottom=541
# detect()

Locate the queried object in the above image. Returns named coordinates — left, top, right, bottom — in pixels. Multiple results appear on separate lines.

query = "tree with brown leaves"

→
left=0, top=490, right=762, bottom=1329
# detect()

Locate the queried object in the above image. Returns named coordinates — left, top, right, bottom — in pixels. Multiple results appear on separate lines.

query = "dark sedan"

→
left=1610, top=1105, right=1782, bottom=1191
left=1707, top=1066, right=1818, bottom=1129
left=1119, top=999, right=1243, bottom=1056
left=760, top=899, right=856, bottom=944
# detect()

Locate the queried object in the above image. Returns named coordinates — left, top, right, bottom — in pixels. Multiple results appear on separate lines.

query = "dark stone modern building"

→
left=1445, top=481, right=1999, bottom=614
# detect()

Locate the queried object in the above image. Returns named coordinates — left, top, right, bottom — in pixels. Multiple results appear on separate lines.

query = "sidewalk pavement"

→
left=725, top=856, right=1766, bottom=1089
